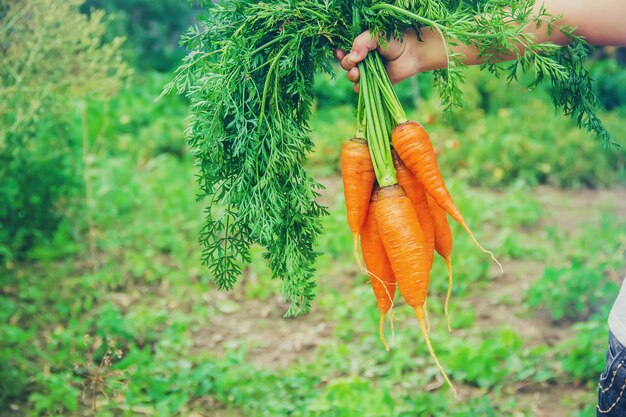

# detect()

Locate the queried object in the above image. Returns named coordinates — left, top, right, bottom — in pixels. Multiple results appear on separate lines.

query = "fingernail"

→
left=349, top=50, right=360, bottom=60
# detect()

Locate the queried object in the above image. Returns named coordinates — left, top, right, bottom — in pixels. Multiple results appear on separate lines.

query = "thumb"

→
left=340, top=31, right=379, bottom=70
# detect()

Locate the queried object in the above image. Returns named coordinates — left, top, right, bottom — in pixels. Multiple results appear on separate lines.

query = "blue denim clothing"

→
left=598, top=332, right=626, bottom=416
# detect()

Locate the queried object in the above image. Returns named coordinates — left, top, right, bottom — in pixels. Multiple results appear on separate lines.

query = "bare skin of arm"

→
left=335, top=0, right=626, bottom=90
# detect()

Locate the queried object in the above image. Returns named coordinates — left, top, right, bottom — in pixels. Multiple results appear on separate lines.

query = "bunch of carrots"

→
left=340, top=52, right=502, bottom=396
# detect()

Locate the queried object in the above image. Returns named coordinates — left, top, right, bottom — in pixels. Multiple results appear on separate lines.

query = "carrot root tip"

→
left=444, top=256, right=453, bottom=333
left=492, top=252, right=504, bottom=274
left=414, top=306, right=458, bottom=398
left=424, top=299, right=431, bottom=333
left=379, top=312, right=390, bottom=351
left=463, top=224, right=503, bottom=274
left=352, top=232, right=365, bottom=272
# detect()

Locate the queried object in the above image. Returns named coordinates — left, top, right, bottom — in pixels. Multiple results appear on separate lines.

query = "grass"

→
left=2, top=70, right=625, bottom=416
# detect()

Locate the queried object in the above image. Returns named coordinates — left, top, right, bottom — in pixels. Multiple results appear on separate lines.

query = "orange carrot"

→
left=340, top=138, right=376, bottom=268
left=392, top=150, right=435, bottom=268
left=361, top=188, right=396, bottom=351
left=427, top=193, right=455, bottom=332
left=392, top=121, right=501, bottom=272
left=374, top=185, right=457, bottom=396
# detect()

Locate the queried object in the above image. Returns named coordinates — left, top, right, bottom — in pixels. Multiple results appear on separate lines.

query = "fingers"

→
left=333, top=49, right=346, bottom=61
left=346, top=67, right=359, bottom=83
left=335, top=31, right=379, bottom=91
left=335, top=31, right=380, bottom=94
left=340, top=51, right=359, bottom=71
left=339, top=31, right=379, bottom=71
left=335, top=49, right=361, bottom=84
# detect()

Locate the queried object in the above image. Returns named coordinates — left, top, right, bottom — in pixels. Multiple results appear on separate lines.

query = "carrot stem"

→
left=367, top=53, right=406, bottom=124
left=360, top=54, right=397, bottom=187
left=355, top=80, right=365, bottom=139
left=414, top=306, right=458, bottom=398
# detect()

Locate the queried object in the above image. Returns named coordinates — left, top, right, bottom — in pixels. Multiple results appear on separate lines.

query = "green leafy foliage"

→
left=550, top=41, right=618, bottom=147
left=557, top=321, right=608, bottom=381
left=444, top=327, right=552, bottom=388
left=0, top=115, right=80, bottom=261
left=528, top=262, right=618, bottom=321
left=80, top=0, right=197, bottom=71
left=2, top=69, right=624, bottom=414
left=165, top=1, right=355, bottom=315
left=0, top=0, right=129, bottom=263
left=526, top=217, right=625, bottom=322
left=589, top=58, right=626, bottom=111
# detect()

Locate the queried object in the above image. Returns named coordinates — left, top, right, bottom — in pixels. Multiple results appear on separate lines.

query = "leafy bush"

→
left=0, top=117, right=79, bottom=260
left=0, top=0, right=129, bottom=262
left=590, top=58, right=626, bottom=111
left=88, top=71, right=189, bottom=160
left=81, top=0, right=197, bottom=71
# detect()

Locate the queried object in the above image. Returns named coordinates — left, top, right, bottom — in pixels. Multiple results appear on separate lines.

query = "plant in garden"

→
left=80, top=0, right=197, bottom=71
left=527, top=261, right=620, bottom=321
left=557, top=320, right=608, bottom=382
left=527, top=216, right=625, bottom=321
left=74, top=335, right=128, bottom=414
left=167, top=0, right=616, bottom=316
left=444, top=327, right=527, bottom=388
left=0, top=0, right=130, bottom=263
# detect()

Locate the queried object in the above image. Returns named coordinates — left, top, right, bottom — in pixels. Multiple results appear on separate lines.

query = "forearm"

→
left=415, top=0, right=626, bottom=72
left=546, top=0, right=626, bottom=47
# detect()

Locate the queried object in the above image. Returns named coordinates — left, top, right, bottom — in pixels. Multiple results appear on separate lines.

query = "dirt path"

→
left=192, top=293, right=333, bottom=368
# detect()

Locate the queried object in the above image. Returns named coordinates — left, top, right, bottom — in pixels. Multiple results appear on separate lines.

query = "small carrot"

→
left=340, top=138, right=376, bottom=268
left=374, top=185, right=457, bottom=396
left=392, top=149, right=435, bottom=268
left=361, top=187, right=396, bottom=351
left=391, top=121, right=501, bottom=272
left=427, top=193, right=455, bottom=332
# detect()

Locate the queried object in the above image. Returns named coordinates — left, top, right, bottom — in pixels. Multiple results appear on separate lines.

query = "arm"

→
left=336, top=0, right=626, bottom=87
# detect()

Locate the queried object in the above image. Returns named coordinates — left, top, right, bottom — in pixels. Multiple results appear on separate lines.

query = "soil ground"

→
left=197, top=180, right=626, bottom=417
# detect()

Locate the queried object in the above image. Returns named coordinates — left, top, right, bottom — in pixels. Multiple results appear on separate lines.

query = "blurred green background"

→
left=1, top=1, right=626, bottom=416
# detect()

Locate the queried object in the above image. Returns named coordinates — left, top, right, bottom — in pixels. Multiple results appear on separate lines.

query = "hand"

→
left=334, top=30, right=417, bottom=92
left=334, top=29, right=444, bottom=92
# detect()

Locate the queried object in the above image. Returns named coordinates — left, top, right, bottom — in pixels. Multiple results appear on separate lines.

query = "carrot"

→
left=340, top=138, right=376, bottom=269
left=374, top=185, right=457, bottom=396
left=361, top=188, right=396, bottom=351
left=427, top=193, right=455, bottom=332
left=391, top=121, right=502, bottom=272
left=391, top=149, right=435, bottom=268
